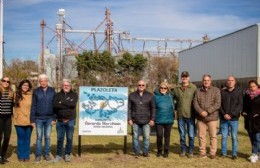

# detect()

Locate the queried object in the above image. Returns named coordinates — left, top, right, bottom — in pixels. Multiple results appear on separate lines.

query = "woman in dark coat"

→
left=242, top=80, right=260, bottom=163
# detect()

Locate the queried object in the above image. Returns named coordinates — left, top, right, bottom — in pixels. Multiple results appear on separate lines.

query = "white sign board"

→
left=78, top=86, right=128, bottom=136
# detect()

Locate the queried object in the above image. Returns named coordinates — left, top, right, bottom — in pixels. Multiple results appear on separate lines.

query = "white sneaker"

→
left=250, top=154, right=258, bottom=163
left=52, top=155, right=62, bottom=163
left=65, top=155, right=70, bottom=162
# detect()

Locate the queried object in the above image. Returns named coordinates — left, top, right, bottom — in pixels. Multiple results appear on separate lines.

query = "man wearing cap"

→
left=173, top=71, right=197, bottom=158
left=193, top=74, right=221, bottom=159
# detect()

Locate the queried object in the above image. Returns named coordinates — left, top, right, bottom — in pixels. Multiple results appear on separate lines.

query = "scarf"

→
left=246, top=89, right=260, bottom=100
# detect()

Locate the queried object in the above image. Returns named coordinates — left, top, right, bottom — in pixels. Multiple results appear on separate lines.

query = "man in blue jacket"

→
left=30, top=74, right=56, bottom=163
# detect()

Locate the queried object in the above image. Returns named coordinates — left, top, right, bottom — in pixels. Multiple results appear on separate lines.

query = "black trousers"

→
left=155, top=124, right=173, bottom=152
left=0, top=117, right=12, bottom=158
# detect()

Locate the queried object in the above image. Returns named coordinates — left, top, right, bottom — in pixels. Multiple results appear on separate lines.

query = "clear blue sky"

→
left=3, top=0, right=260, bottom=63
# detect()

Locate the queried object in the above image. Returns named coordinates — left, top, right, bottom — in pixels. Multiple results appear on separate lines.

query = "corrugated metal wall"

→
left=179, top=24, right=259, bottom=83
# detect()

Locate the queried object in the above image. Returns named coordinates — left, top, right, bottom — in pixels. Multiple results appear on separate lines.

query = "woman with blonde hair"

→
left=154, top=81, right=175, bottom=158
left=0, top=77, right=14, bottom=164
left=14, top=79, right=33, bottom=162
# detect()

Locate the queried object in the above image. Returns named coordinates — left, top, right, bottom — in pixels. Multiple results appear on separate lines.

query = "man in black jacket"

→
left=53, top=79, right=78, bottom=163
left=128, top=80, right=156, bottom=158
left=220, top=76, right=243, bottom=159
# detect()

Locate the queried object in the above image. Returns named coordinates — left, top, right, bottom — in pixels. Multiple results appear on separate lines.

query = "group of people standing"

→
left=0, top=74, right=78, bottom=164
left=0, top=72, right=259, bottom=164
left=128, top=72, right=260, bottom=163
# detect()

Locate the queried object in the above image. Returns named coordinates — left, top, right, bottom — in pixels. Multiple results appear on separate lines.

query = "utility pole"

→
left=41, top=19, right=46, bottom=74
left=0, top=0, right=3, bottom=79
left=105, top=8, right=112, bottom=52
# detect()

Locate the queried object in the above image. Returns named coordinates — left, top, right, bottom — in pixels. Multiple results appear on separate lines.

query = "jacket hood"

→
left=154, top=89, right=169, bottom=96
left=154, top=89, right=160, bottom=95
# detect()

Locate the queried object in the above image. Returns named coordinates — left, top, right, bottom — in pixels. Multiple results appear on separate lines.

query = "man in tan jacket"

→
left=193, top=74, right=221, bottom=159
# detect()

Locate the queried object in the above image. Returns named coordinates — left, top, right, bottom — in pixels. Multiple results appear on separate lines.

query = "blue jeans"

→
left=132, top=123, right=150, bottom=154
left=248, top=132, right=260, bottom=154
left=220, top=119, right=238, bottom=156
left=56, top=120, right=75, bottom=156
left=35, top=118, right=52, bottom=157
left=178, top=118, right=195, bottom=153
left=15, top=126, right=33, bottom=160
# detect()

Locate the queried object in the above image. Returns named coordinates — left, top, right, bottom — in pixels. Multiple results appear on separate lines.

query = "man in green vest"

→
left=173, top=71, right=197, bottom=158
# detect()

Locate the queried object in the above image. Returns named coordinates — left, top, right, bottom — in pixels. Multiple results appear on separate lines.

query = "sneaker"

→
left=220, top=154, right=227, bottom=158
left=179, top=151, right=186, bottom=157
left=44, top=155, right=51, bottom=162
left=143, top=153, right=149, bottom=157
left=156, top=152, right=162, bottom=157
left=52, top=155, right=62, bottom=163
left=250, top=154, right=258, bottom=163
left=198, top=154, right=207, bottom=158
left=188, top=152, right=193, bottom=158
left=65, top=155, right=70, bottom=162
left=232, top=155, right=238, bottom=160
left=210, top=155, right=216, bottom=159
left=134, top=153, right=140, bottom=158
left=34, top=156, right=41, bottom=163
left=163, top=153, right=168, bottom=158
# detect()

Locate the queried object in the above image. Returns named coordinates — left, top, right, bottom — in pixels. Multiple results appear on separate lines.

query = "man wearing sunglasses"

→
left=173, top=71, right=197, bottom=158
left=128, top=80, right=156, bottom=158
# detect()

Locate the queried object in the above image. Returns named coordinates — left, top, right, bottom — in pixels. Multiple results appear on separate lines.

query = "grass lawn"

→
left=2, top=117, right=260, bottom=168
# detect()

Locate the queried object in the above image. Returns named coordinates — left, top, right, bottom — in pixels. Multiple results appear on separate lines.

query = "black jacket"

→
left=54, top=89, right=78, bottom=120
left=128, top=90, right=156, bottom=124
left=243, top=93, right=260, bottom=133
left=220, top=87, right=243, bottom=121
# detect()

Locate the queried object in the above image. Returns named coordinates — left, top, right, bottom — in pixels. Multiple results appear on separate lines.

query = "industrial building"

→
left=178, top=23, right=260, bottom=88
left=39, top=49, right=56, bottom=86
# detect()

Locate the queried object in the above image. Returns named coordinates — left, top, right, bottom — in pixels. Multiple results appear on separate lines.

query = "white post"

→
left=0, top=0, right=3, bottom=79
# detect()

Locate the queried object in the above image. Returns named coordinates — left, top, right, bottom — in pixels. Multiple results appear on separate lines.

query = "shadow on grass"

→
left=75, top=143, right=130, bottom=155
left=6, top=144, right=16, bottom=159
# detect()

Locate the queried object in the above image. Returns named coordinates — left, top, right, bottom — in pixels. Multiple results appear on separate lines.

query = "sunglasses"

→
left=160, top=87, right=168, bottom=90
left=138, top=84, right=145, bottom=87
left=2, top=80, right=10, bottom=84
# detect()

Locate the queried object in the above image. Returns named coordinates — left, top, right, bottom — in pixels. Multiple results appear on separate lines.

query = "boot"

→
left=157, top=150, right=162, bottom=157
left=1, top=155, right=9, bottom=163
left=163, top=150, right=169, bottom=158
left=0, top=157, right=5, bottom=164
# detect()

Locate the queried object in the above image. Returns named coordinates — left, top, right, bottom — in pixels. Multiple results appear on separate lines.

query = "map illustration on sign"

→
left=79, top=87, right=128, bottom=136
